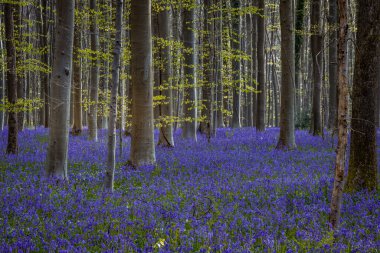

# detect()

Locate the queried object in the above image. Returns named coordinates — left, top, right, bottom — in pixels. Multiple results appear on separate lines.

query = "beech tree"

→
left=346, top=0, right=380, bottom=192
left=88, top=0, right=99, bottom=141
left=105, top=0, right=123, bottom=191
left=276, top=0, right=296, bottom=150
left=157, top=4, right=174, bottom=147
left=231, top=0, right=241, bottom=128
left=129, top=0, right=156, bottom=167
left=182, top=1, right=197, bottom=140
left=329, top=0, right=348, bottom=230
left=310, top=0, right=323, bottom=136
left=256, top=0, right=265, bottom=131
left=45, top=0, right=75, bottom=179
left=4, top=3, right=19, bottom=154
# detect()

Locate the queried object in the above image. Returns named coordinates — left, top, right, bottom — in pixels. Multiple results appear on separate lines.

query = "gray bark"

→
left=130, top=0, right=156, bottom=167
left=105, top=0, right=123, bottom=191
left=277, top=0, right=296, bottom=149
left=88, top=0, right=99, bottom=141
left=328, top=0, right=338, bottom=130
left=157, top=6, right=174, bottom=147
left=45, top=0, right=75, bottom=180
left=256, top=0, right=265, bottom=131
left=182, top=3, right=197, bottom=140
left=231, top=0, right=241, bottom=128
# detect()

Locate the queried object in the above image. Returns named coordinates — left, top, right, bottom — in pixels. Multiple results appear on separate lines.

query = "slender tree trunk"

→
left=310, top=0, right=323, bottom=136
left=329, top=0, right=348, bottom=230
left=251, top=0, right=258, bottom=127
left=4, top=3, right=19, bottom=154
left=72, top=1, right=83, bottom=135
left=294, top=0, right=306, bottom=126
left=216, top=1, right=224, bottom=128
left=328, top=0, right=338, bottom=130
left=15, top=5, right=25, bottom=131
left=45, top=0, right=75, bottom=180
left=157, top=6, right=175, bottom=147
left=201, top=0, right=214, bottom=140
left=346, top=0, right=379, bottom=192
left=0, top=31, right=4, bottom=131
left=130, top=0, right=156, bottom=167
left=88, top=0, right=99, bottom=141
left=231, top=0, right=241, bottom=128
left=256, top=0, right=265, bottom=131
left=182, top=3, right=197, bottom=140
left=42, top=0, right=49, bottom=127
left=104, top=0, right=123, bottom=191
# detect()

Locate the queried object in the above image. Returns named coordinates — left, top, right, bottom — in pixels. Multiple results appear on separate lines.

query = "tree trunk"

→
left=104, top=0, right=123, bottom=191
left=328, top=0, right=338, bottom=130
left=0, top=31, right=4, bottom=131
left=251, top=0, right=257, bottom=127
left=346, top=0, right=379, bottom=192
left=72, top=1, right=83, bottom=135
left=42, top=0, right=49, bottom=127
left=310, top=0, right=323, bottom=136
left=294, top=0, right=306, bottom=126
left=216, top=1, right=224, bottom=128
left=45, top=0, right=75, bottom=180
left=157, top=6, right=175, bottom=147
left=231, top=0, right=241, bottom=128
left=329, top=0, right=348, bottom=230
left=256, top=0, right=265, bottom=131
left=88, top=0, right=99, bottom=141
left=182, top=3, right=197, bottom=140
left=15, top=5, right=25, bottom=132
left=130, top=0, right=156, bottom=167
left=4, top=3, right=19, bottom=154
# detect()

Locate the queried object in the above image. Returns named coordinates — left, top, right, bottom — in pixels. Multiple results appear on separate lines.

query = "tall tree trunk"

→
left=15, top=5, right=25, bottom=131
left=328, top=0, right=338, bottom=130
left=246, top=12, right=253, bottom=127
left=157, top=6, right=175, bottom=147
left=256, top=0, right=265, bottom=131
left=72, top=0, right=83, bottom=135
left=201, top=0, right=214, bottom=140
left=88, top=0, right=99, bottom=141
left=182, top=3, right=197, bottom=140
left=310, top=0, right=323, bottom=136
left=4, top=3, right=18, bottom=154
left=42, top=0, right=49, bottom=127
left=45, top=0, right=75, bottom=180
left=231, top=0, right=241, bottom=128
left=251, top=0, right=258, bottom=127
left=105, top=0, right=123, bottom=191
left=216, top=0, right=224, bottom=128
left=294, top=0, right=306, bottom=126
left=0, top=30, right=4, bottom=131
left=130, top=0, right=156, bottom=167
left=329, top=0, right=348, bottom=230
left=346, top=0, right=379, bottom=192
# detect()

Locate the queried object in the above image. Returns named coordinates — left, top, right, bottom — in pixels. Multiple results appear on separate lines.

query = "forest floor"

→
left=0, top=128, right=379, bottom=252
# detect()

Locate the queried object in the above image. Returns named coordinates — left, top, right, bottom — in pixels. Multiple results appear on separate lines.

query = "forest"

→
left=0, top=0, right=379, bottom=252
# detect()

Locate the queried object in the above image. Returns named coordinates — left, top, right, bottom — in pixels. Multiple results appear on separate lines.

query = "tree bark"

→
left=310, top=0, right=323, bottom=136
left=256, top=0, right=265, bottom=131
left=231, top=0, right=241, bottom=128
left=4, top=3, right=19, bottom=154
left=105, top=0, right=123, bottom=191
left=88, top=0, right=99, bottom=141
left=45, top=0, right=75, bottom=180
left=346, top=0, right=379, bottom=192
left=216, top=0, right=224, bottom=128
left=130, top=0, right=156, bottom=167
left=157, top=6, right=175, bottom=147
left=328, top=0, right=338, bottom=130
left=294, top=0, right=306, bottom=126
left=182, top=3, right=197, bottom=140
left=72, top=0, right=83, bottom=135
left=0, top=28, right=4, bottom=131
left=276, top=0, right=296, bottom=150
left=329, top=0, right=348, bottom=230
